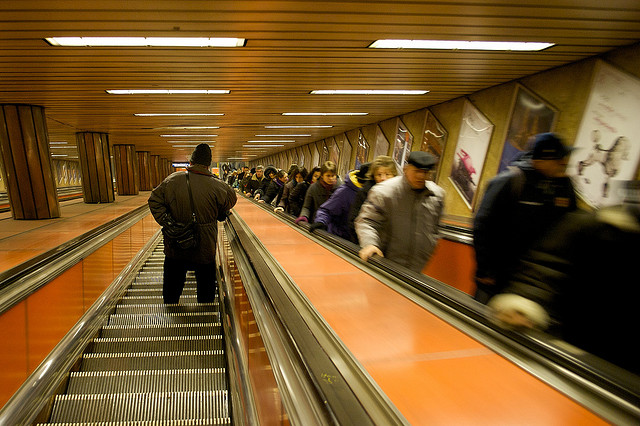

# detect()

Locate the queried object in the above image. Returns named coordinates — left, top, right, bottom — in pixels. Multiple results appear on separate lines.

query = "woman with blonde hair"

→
left=348, top=155, right=397, bottom=243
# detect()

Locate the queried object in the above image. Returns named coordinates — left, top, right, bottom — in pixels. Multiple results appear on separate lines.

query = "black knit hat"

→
left=190, top=143, right=212, bottom=166
left=355, top=162, right=371, bottom=183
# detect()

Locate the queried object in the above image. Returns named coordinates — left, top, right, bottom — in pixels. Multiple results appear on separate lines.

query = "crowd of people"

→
left=152, top=137, right=639, bottom=374
left=223, top=151, right=446, bottom=274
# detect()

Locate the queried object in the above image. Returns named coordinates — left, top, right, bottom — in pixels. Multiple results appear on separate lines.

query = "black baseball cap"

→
left=531, top=133, right=573, bottom=160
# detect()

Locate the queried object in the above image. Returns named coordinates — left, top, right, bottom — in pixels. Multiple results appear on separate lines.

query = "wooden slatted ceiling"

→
left=0, top=1, right=639, bottom=162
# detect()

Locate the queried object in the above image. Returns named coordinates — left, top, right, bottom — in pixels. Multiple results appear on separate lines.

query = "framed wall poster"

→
left=355, top=130, right=369, bottom=169
left=311, top=143, right=320, bottom=167
left=373, top=125, right=389, bottom=159
left=392, top=118, right=413, bottom=170
left=498, top=85, right=557, bottom=173
left=449, top=99, right=494, bottom=209
left=568, top=60, right=640, bottom=207
left=328, top=136, right=341, bottom=166
left=420, top=109, right=448, bottom=179
left=319, top=140, right=329, bottom=164
left=339, top=133, right=353, bottom=176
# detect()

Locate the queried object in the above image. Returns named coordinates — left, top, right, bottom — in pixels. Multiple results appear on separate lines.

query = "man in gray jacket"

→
left=149, top=144, right=237, bottom=304
left=355, top=151, right=445, bottom=273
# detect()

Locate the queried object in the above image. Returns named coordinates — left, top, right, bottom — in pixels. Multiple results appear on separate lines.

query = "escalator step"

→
left=118, top=295, right=201, bottom=305
left=48, top=391, right=229, bottom=423
left=126, top=288, right=198, bottom=296
left=108, top=313, right=218, bottom=326
left=115, top=303, right=218, bottom=315
left=67, top=368, right=227, bottom=394
left=91, top=335, right=223, bottom=353
left=81, top=350, right=225, bottom=371
left=38, top=418, right=230, bottom=425
left=101, top=323, right=221, bottom=338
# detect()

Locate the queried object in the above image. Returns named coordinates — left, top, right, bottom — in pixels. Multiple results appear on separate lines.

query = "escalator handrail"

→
left=0, top=231, right=162, bottom=426
left=226, top=210, right=409, bottom=425
left=243, top=194, right=640, bottom=421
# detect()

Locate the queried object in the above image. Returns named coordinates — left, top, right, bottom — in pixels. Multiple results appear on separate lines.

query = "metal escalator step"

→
left=101, top=323, right=221, bottom=338
left=115, top=303, right=218, bottom=315
left=67, top=368, right=227, bottom=394
left=81, top=350, right=225, bottom=371
left=91, top=335, right=223, bottom=353
left=126, top=288, right=198, bottom=296
left=49, top=391, right=228, bottom=423
left=38, top=418, right=230, bottom=425
left=108, top=312, right=218, bottom=326
left=119, top=295, right=201, bottom=305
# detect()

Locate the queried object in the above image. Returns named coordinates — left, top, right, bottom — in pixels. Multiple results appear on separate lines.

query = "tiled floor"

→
left=0, top=193, right=152, bottom=273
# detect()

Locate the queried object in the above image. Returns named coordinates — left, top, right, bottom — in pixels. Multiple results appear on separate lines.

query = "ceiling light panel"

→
left=282, top=112, right=368, bottom=116
left=108, top=90, right=229, bottom=94
left=310, top=90, right=427, bottom=95
left=369, top=39, right=554, bottom=51
left=46, top=37, right=246, bottom=47
left=135, top=113, right=224, bottom=116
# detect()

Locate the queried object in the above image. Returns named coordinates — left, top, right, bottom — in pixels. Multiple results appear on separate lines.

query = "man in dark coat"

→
left=473, top=133, right=577, bottom=303
left=148, top=144, right=237, bottom=304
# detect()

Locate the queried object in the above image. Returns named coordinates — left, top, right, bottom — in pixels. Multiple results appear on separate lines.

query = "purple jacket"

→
left=314, top=171, right=362, bottom=241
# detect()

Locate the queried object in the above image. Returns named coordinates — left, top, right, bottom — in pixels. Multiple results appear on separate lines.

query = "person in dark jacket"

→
left=276, top=166, right=304, bottom=213
left=488, top=187, right=640, bottom=374
left=240, top=169, right=253, bottom=193
left=311, top=163, right=370, bottom=242
left=473, top=133, right=577, bottom=303
left=247, top=165, right=269, bottom=196
left=295, top=161, right=338, bottom=223
left=348, top=155, right=396, bottom=243
left=289, top=166, right=321, bottom=217
left=148, top=144, right=237, bottom=304
left=259, top=169, right=288, bottom=205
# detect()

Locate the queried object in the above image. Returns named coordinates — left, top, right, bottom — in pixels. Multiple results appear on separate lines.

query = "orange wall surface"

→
left=0, top=214, right=159, bottom=408
left=423, top=238, right=477, bottom=295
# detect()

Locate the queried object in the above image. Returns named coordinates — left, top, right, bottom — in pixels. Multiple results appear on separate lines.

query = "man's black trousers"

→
left=163, top=257, right=217, bottom=304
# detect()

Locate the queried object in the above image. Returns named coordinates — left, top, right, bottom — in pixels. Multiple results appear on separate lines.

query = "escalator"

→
left=37, top=242, right=231, bottom=424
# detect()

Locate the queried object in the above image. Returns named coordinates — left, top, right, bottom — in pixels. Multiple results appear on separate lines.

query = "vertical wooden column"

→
left=112, top=144, right=139, bottom=195
left=0, top=104, right=60, bottom=219
left=163, top=158, right=173, bottom=178
left=136, top=151, right=152, bottom=190
left=150, top=154, right=161, bottom=188
left=76, top=132, right=115, bottom=203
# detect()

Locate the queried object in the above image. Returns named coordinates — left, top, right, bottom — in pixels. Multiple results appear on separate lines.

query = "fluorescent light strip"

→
left=167, top=141, right=217, bottom=144
left=52, top=154, right=68, bottom=157
left=369, top=39, right=554, bottom=51
left=135, top=113, right=224, bottom=116
left=161, top=134, right=218, bottom=137
left=49, top=141, right=67, bottom=144
left=155, top=126, right=220, bottom=130
left=282, top=112, right=368, bottom=116
left=108, top=90, right=229, bottom=95
left=173, top=144, right=214, bottom=148
left=46, top=37, right=246, bottom=47
left=255, top=134, right=311, bottom=137
left=227, top=157, right=249, bottom=160
left=50, top=146, right=77, bottom=149
left=247, top=140, right=295, bottom=143
left=265, top=125, right=333, bottom=129
left=244, top=145, right=284, bottom=148
left=310, top=90, right=427, bottom=95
